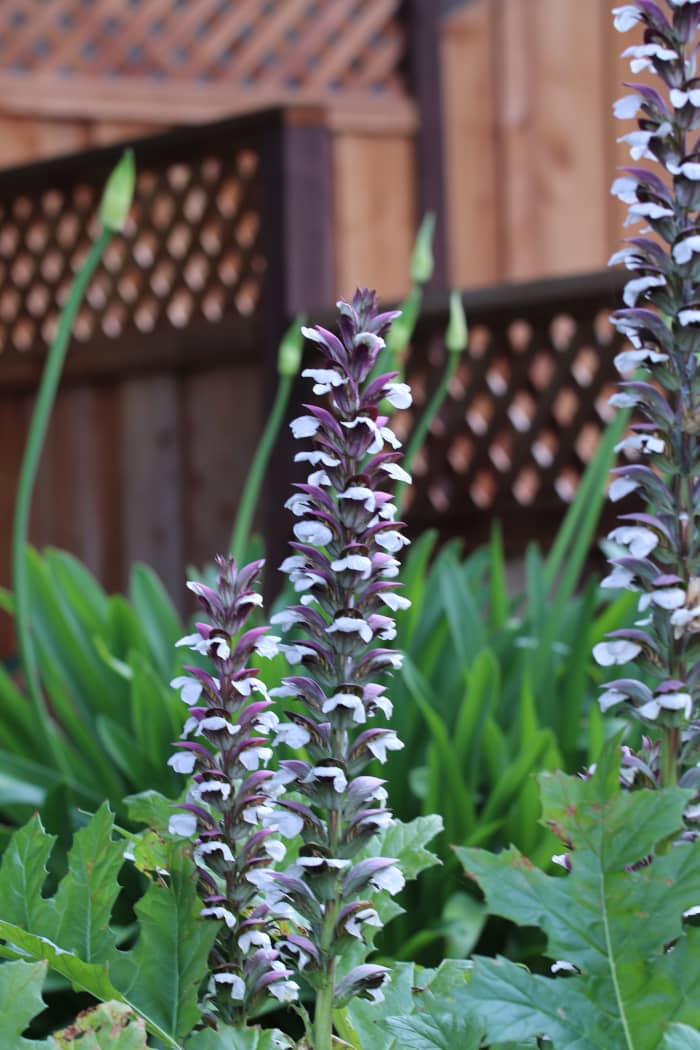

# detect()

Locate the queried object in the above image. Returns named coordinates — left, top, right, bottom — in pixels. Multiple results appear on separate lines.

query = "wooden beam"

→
left=0, top=71, right=417, bottom=134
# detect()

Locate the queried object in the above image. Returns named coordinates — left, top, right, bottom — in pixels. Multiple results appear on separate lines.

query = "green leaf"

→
left=109, top=843, right=217, bottom=1041
left=0, top=959, right=51, bottom=1048
left=0, top=813, right=56, bottom=930
left=379, top=992, right=484, bottom=1050
left=0, top=809, right=215, bottom=1046
left=343, top=959, right=472, bottom=1050
left=456, top=749, right=700, bottom=1048
left=50, top=1001, right=148, bottom=1048
left=401, top=658, right=475, bottom=838
left=129, top=563, right=182, bottom=680
left=372, top=814, right=443, bottom=882
left=51, top=802, right=124, bottom=962
left=0, top=751, right=60, bottom=810
left=663, top=1024, right=700, bottom=1049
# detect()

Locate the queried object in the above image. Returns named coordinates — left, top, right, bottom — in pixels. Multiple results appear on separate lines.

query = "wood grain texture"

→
left=439, top=0, right=644, bottom=284
left=181, top=364, right=260, bottom=569
left=332, top=132, right=415, bottom=302
left=440, top=1, right=500, bottom=286
left=118, top=374, right=184, bottom=603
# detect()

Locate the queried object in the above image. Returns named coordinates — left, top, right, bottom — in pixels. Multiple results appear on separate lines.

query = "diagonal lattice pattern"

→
left=0, top=144, right=264, bottom=356
left=0, top=0, right=407, bottom=96
left=393, top=282, right=626, bottom=532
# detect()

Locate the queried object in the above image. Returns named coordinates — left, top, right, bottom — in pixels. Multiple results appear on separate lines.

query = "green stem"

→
left=661, top=726, right=680, bottom=788
left=229, top=371, right=294, bottom=563
left=11, top=228, right=112, bottom=765
left=398, top=350, right=460, bottom=514
left=312, top=958, right=336, bottom=1050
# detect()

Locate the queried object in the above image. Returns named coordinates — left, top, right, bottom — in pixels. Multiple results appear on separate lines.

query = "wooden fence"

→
left=0, top=112, right=628, bottom=649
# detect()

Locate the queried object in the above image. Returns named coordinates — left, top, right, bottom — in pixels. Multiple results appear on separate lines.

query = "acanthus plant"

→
left=594, top=0, right=700, bottom=793
left=168, top=289, right=414, bottom=1050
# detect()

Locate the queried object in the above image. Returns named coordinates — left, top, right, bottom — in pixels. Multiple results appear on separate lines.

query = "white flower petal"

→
left=592, top=640, right=641, bottom=666
left=609, top=477, right=639, bottom=501
left=293, top=521, right=333, bottom=546
left=168, top=813, right=197, bottom=837
left=290, top=415, right=320, bottom=439
left=613, top=93, right=641, bottom=119
left=383, top=381, right=413, bottom=409
left=167, top=751, right=197, bottom=774
left=612, top=5, right=642, bottom=31
left=326, top=616, right=373, bottom=644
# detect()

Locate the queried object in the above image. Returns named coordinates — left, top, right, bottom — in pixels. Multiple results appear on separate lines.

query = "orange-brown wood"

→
left=332, top=131, right=415, bottom=303
left=440, top=1, right=500, bottom=287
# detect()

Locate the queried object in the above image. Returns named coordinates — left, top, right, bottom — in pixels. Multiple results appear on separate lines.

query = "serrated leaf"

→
left=373, top=814, right=443, bottom=880
left=51, top=803, right=124, bottom=961
left=0, top=959, right=51, bottom=1048
left=342, top=959, right=472, bottom=1050
left=109, top=842, right=218, bottom=1041
left=0, top=813, right=56, bottom=930
left=456, top=752, right=700, bottom=1048
left=0, top=809, right=215, bottom=1046
left=0, top=920, right=177, bottom=1047
left=50, top=1001, right=147, bottom=1048
left=186, top=1026, right=295, bottom=1048
left=379, top=992, right=484, bottom=1049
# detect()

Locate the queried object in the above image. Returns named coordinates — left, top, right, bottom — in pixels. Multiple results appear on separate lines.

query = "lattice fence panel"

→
left=396, top=285, right=627, bottom=534
left=0, top=142, right=265, bottom=358
left=1, top=0, right=407, bottom=97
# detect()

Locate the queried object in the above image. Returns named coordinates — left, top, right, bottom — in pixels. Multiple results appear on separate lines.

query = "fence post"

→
left=258, top=107, right=335, bottom=596
left=405, top=0, right=449, bottom=290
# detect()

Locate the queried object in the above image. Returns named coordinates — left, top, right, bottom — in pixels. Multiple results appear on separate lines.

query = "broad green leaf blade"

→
left=51, top=802, right=124, bottom=962
left=343, top=959, right=472, bottom=1050
left=457, top=956, right=604, bottom=1049
left=0, top=959, right=51, bottom=1048
left=129, top=563, right=182, bottom=680
left=0, top=813, right=55, bottom=931
left=0, top=751, right=59, bottom=809
left=0, top=920, right=178, bottom=1047
left=109, top=843, right=218, bottom=1041
left=663, top=1024, right=700, bottom=1049
left=456, top=752, right=700, bottom=1049
left=50, top=1001, right=148, bottom=1049
left=379, top=993, right=484, bottom=1050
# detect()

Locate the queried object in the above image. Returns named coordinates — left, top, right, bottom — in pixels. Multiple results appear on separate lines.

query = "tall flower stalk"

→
left=167, top=557, right=298, bottom=1024
left=262, top=290, right=411, bottom=1050
left=598, top=1, right=700, bottom=790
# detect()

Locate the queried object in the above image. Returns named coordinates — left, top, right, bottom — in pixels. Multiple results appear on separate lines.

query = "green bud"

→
left=99, top=149, right=135, bottom=233
left=445, top=290, right=468, bottom=354
left=385, top=287, right=421, bottom=361
left=278, top=314, right=306, bottom=376
left=410, top=212, right=435, bottom=285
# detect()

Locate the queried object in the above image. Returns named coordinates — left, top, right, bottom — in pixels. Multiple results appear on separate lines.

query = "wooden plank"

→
left=499, top=0, right=609, bottom=280
left=332, top=132, right=415, bottom=302
left=118, top=374, right=184, bottom=603
left=87, top=121, right=160, bottom=147
left=27, top=385, right=107, bottom=577
left=181, top=364, right=261, bottom=570
left=0, top=115, right=90, bottom=167
left=440, top=1, right=500, bottom=287
left=0, top=72, right=417, bottom=131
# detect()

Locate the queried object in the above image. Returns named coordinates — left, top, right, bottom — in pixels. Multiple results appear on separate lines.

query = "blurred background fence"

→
left=0, top=0, right=638, bottom=637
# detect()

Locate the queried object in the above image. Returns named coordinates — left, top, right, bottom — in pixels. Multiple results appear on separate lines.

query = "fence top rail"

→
left=310, top=269, right=627, bottom=334
left=0, top=106, right=316, bottom=197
